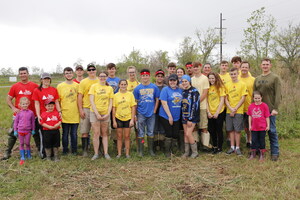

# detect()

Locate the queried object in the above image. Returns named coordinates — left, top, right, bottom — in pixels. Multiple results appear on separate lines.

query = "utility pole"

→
left=215, top=13, right=226, bottom=63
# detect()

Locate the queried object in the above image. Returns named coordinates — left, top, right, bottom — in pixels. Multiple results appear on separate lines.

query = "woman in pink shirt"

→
left=247, top=91, right=270, bottom=162
left=14, top=97, right=35, bottom=165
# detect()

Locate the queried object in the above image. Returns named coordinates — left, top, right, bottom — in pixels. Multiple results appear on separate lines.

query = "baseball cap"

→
left=168, top=74, right=178, bottom=81
left=87, top=63, right=96, bottom=70
left=155, top=69, right=165, bottom=76
left=40, top=73, right=51, bottom=79
left=75, top=65, right=83, bottom=70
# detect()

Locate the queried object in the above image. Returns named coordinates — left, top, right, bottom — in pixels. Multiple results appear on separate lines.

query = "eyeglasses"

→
left=99, top=76, right=107, bottom=78
left=87, top=68, right=96, bottom=71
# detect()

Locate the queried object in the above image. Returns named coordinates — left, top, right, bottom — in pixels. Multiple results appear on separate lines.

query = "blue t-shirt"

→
left=159, top=86, right=183, bottom=121
left=133, top=83, right=160, bottom=117
left=107, top=77, right=120, bottom=93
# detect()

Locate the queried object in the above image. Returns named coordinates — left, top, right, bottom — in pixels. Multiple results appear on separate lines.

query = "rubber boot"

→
left=2, top=132, right=17, bottom=160
left=20, top=150, right=25, bottom=160
left=212, top=147, right=218, bottom=154
left=190, top=143, right=199, bottom=158
left=147, top=137, right=155, bottom=156
left=249, top=150, right=256, bottom=160
left=178, top=131, right=185, bottom=153
left=171, top=138, right=178, bottom=155
left=182, top=143, right=190, bottom=158
left=53, top=148, right=60, bottom=162
left=82, top=137, right=88, bottom=157
left=45, top=148, right=52, bottom=161
left=164, top=137, right=172, bottom=158
left=26, top=150, right=32, bottom=159
left=259, top=149, right=265, bottom=162
left=137, top=138, right=144, bottom=157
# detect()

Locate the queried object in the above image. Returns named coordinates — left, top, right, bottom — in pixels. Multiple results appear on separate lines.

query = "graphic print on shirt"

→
left=18, top=90, right=32, bottom=95
left=171, top=92, right=182, bottom=108
left=252, top=107, right=262, bottom=118
left=46, top=115, right=59, bottom=122
left=42, top=94, right=54, bottom=101
left=139, top=88, right=154, bottom=103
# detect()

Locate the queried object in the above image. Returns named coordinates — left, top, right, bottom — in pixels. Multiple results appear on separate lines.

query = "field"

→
left=1, top=77, right=300, bottom=199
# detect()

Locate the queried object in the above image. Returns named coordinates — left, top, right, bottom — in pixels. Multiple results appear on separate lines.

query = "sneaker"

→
left=116, top=155, right=121, bottom=159
left=104, top=154, right=111, bottom=160
left=125, top=155, right=131, bottom=159
left=91, top=154, right=99, bottom=160
left=226, top=148, right=235, bottom=155
left=271, top=155, right=279, bottom=161
left=236, top=148, right=242, bottom=156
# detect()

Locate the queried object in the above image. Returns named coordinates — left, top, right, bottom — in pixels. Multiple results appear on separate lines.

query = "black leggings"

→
left=251, top=131, right=266, bottom=150
left=159, top=116, right=180, bottom=139
left=208, top=111, right=225, bottom=149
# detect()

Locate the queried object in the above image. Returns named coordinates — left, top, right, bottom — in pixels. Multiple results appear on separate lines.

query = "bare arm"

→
left=130, top=105, right=136, bottom=127
left=266, top=117, right=270, bottom=131
left=234, top=95, right=246, bottom=111
left=7, top=95, right=19, bottom=114
left=153, top=98, right=159, bottom=114
left=78, top=93, right=85, bottom=119
left=55, top=99, right=61, bottom=112
left=112, top=107, right=117, bottom=128
left=248, top=116, right=252, bottom=131
left=89, top=94, right=100, bottom=119
left=213, top=96, right=225, bottom=118
left=161, top=100, right=173, bottom=125
left=200, top=88, right=208, bottom=103
left=42, top=123, right=54, bottom=130
left=35, top=100, right=42, bottom=122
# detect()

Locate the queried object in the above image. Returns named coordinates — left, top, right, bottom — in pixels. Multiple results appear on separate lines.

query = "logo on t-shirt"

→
left=19, top=90, right=32, bottom=95
left=252, top=108, right=262, bottom=118
left=46, top=115, right=58, bottom=121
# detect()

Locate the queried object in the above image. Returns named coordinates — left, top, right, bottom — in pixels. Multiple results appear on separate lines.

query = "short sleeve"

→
left=8, top=84, right=16, bottom=98
left=220, top=87, right=226, bottom=97
left=130, top=93, right=137, bottom=107
left=32, top=88, right=39, bottom=101
left=159, top=87, right=167, bottom=101
left=88, top=85, right=95, bottom=95
left=78, top=82, right=84, bottom=94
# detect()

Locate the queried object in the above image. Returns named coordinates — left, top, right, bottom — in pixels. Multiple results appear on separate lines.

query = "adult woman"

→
left=181, top=75, right=200, bottom=158
left=89, top=71, right=114, bottom=160
left=32, top=73, right=61, bottom=158
left=207, top=72, right=226, bottom=154
left=159, top=74, right=182, bottom=157
left=112, top=79, right=136, bottom=158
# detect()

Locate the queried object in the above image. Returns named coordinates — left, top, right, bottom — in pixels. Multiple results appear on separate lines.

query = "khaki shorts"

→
left=90, top=111, right=110, bottom=123
left=80, top=108, right=91, bottom=134
left=198, top=109, right=208, bottom=129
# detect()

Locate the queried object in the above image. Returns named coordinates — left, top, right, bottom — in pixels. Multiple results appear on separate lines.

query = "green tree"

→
left=273, top=23, right=300, bottom=76
left=239, top=7, right=276, bottom=68
left=0, top=67, right=14, bottom=76
left=195, top=28, right=219, bottom=64
left=117, top=49, right=148, bottom=75
left=147, top=50, right=170, bottom=70
left=175, top=37, right=199, bottom=66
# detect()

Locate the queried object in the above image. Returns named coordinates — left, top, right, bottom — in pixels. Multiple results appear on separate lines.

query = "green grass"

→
left=1, top=80, right=300, bottom=199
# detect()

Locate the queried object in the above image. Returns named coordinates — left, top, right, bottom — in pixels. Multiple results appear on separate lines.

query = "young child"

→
left=14, top=97, right=35, bottom=165
left=247, top=91, right=270, bottom=161
left=40, top=100, right=62, bottom=161
left=225, top=67, right=248, bottom=156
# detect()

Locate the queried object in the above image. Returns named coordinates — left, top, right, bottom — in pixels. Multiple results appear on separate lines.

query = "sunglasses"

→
left=87, top=68, right=96, bottom=71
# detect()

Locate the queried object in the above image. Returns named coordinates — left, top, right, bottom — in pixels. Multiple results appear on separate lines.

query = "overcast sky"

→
left=0, top=0, right=299, bottom=72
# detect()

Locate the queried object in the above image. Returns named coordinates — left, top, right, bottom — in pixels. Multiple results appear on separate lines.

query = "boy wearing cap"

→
left=133, top=69, right=160, bottom=157
left=153, top=69, right=166, bottom=152
left=40, top=100, right=62, bottom=161
left=73, top=65, right=84, bottom=84
left=57, top=67, right=80, bottom=155
left=191, top=61, right=211, bottom=150
left=78, top=64, right=98, bottom=156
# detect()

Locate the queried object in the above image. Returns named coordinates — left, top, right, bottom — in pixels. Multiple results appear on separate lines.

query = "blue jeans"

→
left=62, top=123, right=79, bottom=153
left=137, top=112, right=156, bottom=138
left=251, top=131, right=266, bottom=150
left=268, top=116, right=279, bottom=156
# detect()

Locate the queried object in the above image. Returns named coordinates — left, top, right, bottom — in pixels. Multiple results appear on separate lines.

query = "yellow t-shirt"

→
left=240, top=75, right=255, bottom=112
left=88, top=84, right=114, bottom=115
left=57, top=82, right=80, bottom=123
left=191, top=75, right=210, bottom=109
left=219, top=73, right=231, bottom=85
left=225, top=81, right=248, bottom=114
left=113, top=91, right=137, bottom=121
left=78, top=78, right=99, bottom=108
left=208, top=85, right=226, bottom=115
left=127, top=79, right=139, bottom=93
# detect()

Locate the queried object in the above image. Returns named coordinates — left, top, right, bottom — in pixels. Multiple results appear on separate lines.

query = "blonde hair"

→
left=19, top=97, right=30, bottom=106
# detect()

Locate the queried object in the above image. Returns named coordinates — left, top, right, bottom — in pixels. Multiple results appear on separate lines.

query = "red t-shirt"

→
left=40, top=110, right=61, bottom=130
left=73, top=79, right=80, bottom=84
left=247, top=102, right=270, bottom=131
left=32, top=87, right=59, bottom=114
left=8, top=81, right=39, bottom=116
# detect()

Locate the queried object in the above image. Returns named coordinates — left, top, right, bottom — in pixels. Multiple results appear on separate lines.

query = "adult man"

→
left=73, top=65, right=84, bottom=84
left=133, top=69, right=160, bottom=157
left=78, top=63, right=98, bottom=156
left=2, top=67, right=40, bottom=160
left=57, top=67, right=80, bottom=155
left=185, top=62, right=194, bottom=77
left=191, top=61, right=210, bottom=150
left=202, top=63, right=212, bottom=76
left=239, top=61, right=255, bottom=148
left=254, top=58, right=281, bottom=161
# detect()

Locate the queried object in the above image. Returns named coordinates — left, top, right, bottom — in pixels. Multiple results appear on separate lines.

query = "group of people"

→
left=1, top=56, right=282, bottom=164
